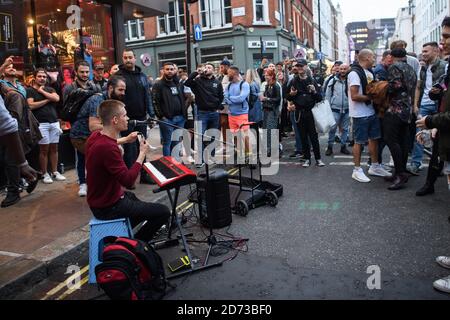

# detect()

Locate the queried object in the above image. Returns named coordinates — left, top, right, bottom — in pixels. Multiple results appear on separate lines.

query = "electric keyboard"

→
left=143, top=156, right=197, bottom=191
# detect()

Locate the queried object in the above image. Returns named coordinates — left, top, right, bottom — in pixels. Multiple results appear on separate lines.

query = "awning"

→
left=123, top=0, right=168, bottom=19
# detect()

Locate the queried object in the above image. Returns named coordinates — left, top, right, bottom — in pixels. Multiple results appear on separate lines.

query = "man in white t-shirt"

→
left=348, top=49, right=392, bottom=183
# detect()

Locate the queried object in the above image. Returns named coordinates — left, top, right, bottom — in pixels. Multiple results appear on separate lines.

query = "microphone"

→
left=129, top=119, right=152, bottom=129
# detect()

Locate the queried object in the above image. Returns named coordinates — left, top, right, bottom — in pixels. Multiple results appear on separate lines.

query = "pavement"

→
left=2, top=129, right=450, bottom=300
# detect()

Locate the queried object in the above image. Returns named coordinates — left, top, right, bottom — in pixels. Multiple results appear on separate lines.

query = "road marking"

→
left=41, top=265, right=89, bottom=300
left=55, top=275, right=89, bottom=301
left=0, top=250, right=23, bottom=258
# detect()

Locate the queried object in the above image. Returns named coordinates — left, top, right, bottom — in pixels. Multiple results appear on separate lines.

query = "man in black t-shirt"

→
left=26, top=68, right=66, bottom=184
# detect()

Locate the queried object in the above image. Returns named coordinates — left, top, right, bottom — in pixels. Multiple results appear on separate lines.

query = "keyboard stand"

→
left=152, top=185, right=223, bottom=279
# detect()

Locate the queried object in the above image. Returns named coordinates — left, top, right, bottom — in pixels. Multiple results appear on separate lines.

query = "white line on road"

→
left=0, top=251, right=23, bottom=258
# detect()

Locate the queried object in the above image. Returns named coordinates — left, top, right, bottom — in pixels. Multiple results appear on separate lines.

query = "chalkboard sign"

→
left=0, top=13, right=13, bottom=43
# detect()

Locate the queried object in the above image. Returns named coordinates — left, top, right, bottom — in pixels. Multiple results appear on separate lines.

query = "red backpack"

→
left=95, top=237, right=172, bottom=300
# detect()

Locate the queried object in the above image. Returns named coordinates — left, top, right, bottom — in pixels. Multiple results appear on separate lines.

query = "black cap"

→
left=390, top=48, right=407, bottom=58
left=296, top=58, right=308, bottom=66
left=220, top=60, right=231, bottom=66
left=333, top=60, right=343, bottom=66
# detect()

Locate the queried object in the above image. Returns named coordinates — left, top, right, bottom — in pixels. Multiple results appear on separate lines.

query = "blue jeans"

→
left=290, top=111, right=302, bottom=153
left=196, top=111, right=220, bottom=162
left=411, top=103, right=438, bottom=168
left=353, top=114, right=381, bottom=145
left=75, top=150, right=86, bottom=185
left=159, top=115, right=186, bottom=157
left=328, top=110, right=350, bottom=147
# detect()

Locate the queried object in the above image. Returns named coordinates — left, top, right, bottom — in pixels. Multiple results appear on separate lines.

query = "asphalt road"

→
left=14, top=137, right=450, bottom=300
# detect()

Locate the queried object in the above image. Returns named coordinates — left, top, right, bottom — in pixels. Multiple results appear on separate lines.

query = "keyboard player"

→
left=85, top=99, right=170, bottom=242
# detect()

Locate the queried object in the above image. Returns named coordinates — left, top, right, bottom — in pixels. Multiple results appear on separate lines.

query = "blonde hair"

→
left=245, top=69, right=261, bottom=86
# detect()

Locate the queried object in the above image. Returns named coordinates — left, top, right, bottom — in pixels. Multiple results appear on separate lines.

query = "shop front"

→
left=0, top=0, right=166, bottom=172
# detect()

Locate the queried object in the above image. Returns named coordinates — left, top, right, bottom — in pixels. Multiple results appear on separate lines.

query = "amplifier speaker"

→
left=196, top=168, right=232, bottom=229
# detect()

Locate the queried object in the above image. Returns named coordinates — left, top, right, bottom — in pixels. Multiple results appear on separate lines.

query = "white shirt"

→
left=347, top=70, right=375, bottom=118
left=421, top=65, right=434, bottom=106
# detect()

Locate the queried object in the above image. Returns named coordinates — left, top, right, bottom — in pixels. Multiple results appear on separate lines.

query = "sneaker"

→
left=42, top=173, right=53, bottom=184
left=433, top=276, right=450, bottom=294
left=187, top=156, right=195, bottom=164
left=436, top=256, right=450, bottom=270
left=352, top=168, right=371, bottom=183
left=26, top=178, right=39, bottom=194
left=52, top=171, right=66, bottom=181
left=196, top=163, right=205, bottom=169
left=1, top=192, right=20, bottom=208
left=368, top=164, right=392, bottom=178
left=302, top=160, right=311, bottom=168
left=406, top=165, right=420, bottom=176
left=325, top=147, right=333, bottom=156
left=289, top=151, right=303, bottom=159
left=380, top=163, right=392, bottom=172
left=78, top=183, right=87, bottom=197
left=316, top=160, right=326, bottom=167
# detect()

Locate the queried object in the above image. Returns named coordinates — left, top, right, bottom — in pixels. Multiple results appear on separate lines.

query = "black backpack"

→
left=61, top=87, right=97, bottom=123
left=228, top=81, right=257, bottom=109
left=95, top=237, right=172, bottom=300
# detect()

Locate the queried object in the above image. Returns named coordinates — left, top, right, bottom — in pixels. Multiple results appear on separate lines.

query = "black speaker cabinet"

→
left=197, top=168, right=232, bottom=229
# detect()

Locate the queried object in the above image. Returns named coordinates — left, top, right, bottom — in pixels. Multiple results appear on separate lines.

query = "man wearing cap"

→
left=383, top=48, right=417, bottom=190
left=93, top=62, right=107, bottom=91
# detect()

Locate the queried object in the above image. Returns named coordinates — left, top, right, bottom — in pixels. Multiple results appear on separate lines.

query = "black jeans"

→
left=297, top=110, right=321, bottom=160
left=425, top=135, right=444, bottom=186
left=377, top=117, right=387, bottom=164
left=0, top=146, right=20, bottom=193
left=121, top=123, right=148, bottom=169
left=383, top=113, right=410, bottom=175
left=91, top=192, right=171, bottom=242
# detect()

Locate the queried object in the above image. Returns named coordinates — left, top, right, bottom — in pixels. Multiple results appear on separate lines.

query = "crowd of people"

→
left=1, top=16, right=450, bottom=294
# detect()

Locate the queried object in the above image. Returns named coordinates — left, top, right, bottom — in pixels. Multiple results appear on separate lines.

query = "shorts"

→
left=352, top=115, right=381, bottom=145
left=228, top=114, right=249, bottom=133
left=39, top=122, right=62, bottom=145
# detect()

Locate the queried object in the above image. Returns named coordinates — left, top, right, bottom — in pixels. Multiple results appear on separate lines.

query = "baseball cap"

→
left=333, top=60, right=343, bottom=67
left=220, top=60, right=231, bottom=66
left=296, top=59, right=308, bottom=66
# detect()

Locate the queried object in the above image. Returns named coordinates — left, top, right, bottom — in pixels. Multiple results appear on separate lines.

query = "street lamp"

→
left=318, top=0, right=323, bottom=73
left=408, top=0, right=416, bottom=52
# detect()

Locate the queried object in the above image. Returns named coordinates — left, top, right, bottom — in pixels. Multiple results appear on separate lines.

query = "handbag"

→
left=311, top=99, right=336, bottom=133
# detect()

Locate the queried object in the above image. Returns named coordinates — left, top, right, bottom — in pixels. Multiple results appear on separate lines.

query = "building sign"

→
left=248, top=40, right=278, bottom=49
left=140, top=53, right=152, bottom=67
left=232, top=7, right=245, bottom=17
left=0, top=12, right=13, bottom=43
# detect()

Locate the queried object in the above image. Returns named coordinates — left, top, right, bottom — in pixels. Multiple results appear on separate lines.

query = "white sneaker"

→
left=78, top=183, right=87, bottom=197
left=52, top=171, right=66, bottom=181
left=380, top=163, right=392, bottom=172
left=316, top=160, right=326, bottom=167
left=433, top=276, right=450, bottom=294
left=42, top=173, right=53, bottom=184
left=352, top=168, right=371, bottom=183
left=436, top=256, right=450, bottom=270
left=186, top=156, right=195, bottom=164
left=368, top=164, right=392, bottom=177
left=303, top=160, right=311, bottom=168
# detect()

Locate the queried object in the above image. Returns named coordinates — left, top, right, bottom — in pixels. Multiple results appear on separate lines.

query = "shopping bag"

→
left=312, top=100, right=336, bottom=133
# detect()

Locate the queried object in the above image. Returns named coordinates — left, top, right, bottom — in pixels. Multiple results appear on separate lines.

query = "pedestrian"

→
left=185, top=63, right=223, bottom=167
left=93, top=61, right=107, bottom=91
left=408, top=42, right=447, bottom=174
left=85, top=99, right=170, bottom=242
left=286, top=61, right=303, bottom=159
left=152, top=62, right=186, bottom=158
left=245, top=69, right=263, bottom=127
left=261, top=69, right=281, bottom=157
left=286, top=59, right=325, bottom=167
left=217, top=60, right=231, bottom=147
left=348, top=49, right=392, bottom=183
left=325, top=64, right=351, bottom=156
left=115, top=49, right=155, bottom=170
left=26, top=68, right=66, bottom=184
left=383, top=48, right=417, bottom=190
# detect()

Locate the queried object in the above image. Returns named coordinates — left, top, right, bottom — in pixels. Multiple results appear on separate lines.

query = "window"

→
left=200, top=46, right=233, bottom=65
left=158, top=51, right=186, bottom=70
left=199, top=0, right=232, bottom=29
left=254, top=0, right=269, bottom=24
left=157, top=0, right=185, bottom=36
left=124, top=19, right=145, bottom=42
left=278, top=0, right=285, bottom=29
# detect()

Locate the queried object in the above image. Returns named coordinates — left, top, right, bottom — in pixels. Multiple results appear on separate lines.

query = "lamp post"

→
left=408, top=0, right=416, bottom=53
left=318, top=0, right=323, bottom=72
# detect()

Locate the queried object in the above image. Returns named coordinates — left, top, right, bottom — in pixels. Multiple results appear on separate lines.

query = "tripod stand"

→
left=190, top=161, right=249, bottom=267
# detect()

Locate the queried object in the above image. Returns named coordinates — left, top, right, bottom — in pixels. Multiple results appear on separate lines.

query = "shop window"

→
left=200, top=46, right=233, bottom=65
left=157, top=0, right=185, bottom=36
left=124, top=19, right=145, bottom=42
left=158, top=51, right=186, bottom=70
left=13, top=0, right=115, bottom=82
left=199, top=0, right=232, bottom=29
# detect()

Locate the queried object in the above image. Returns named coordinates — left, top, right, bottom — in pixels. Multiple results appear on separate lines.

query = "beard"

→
left=110, top=92, right=124, bottom=101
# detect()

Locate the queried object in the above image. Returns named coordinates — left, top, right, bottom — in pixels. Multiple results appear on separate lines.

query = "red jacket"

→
left=85, top=131, right=141, bottom=209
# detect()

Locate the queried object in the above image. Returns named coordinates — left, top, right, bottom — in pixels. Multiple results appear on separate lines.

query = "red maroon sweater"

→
left=86, top=131, right=141, bottom=209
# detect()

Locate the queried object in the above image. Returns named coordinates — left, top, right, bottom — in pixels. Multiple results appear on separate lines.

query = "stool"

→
left=88, top=217, right=133, bottom=284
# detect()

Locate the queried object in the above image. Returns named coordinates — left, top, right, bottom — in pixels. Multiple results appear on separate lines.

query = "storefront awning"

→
left=123, top=0, right=168, bottom=19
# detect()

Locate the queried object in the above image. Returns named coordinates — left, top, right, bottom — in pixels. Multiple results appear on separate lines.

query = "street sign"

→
left=140, top=53, right=152, bottom=67
left=194, top=24, right=202, bottom=41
